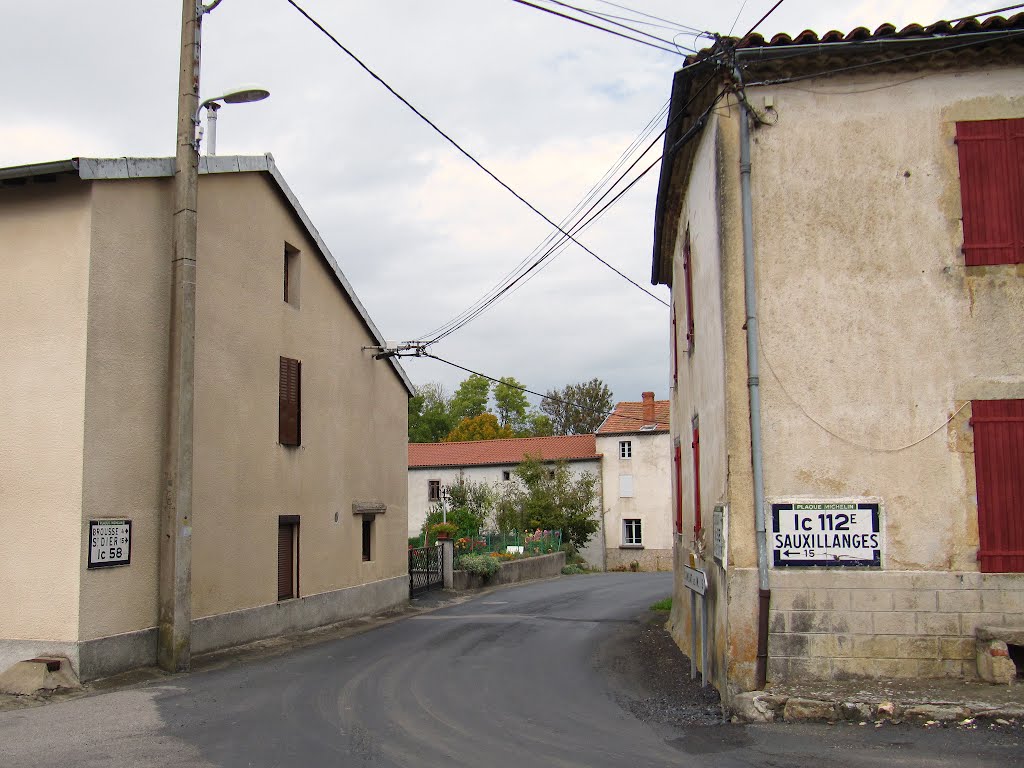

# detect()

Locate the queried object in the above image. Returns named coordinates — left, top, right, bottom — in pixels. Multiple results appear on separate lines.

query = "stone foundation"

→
left=606, top=548, right=672, bottom=572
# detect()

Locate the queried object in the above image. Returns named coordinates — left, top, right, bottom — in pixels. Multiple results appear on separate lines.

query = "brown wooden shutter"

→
left=692, top=416, right=701, bottom=538
left=955, top=119, right=1024, bottom=266
left=673, top=441, right=683, bottom=535
left=277, top=520, right=295, bottom=600
left=682, top=227, right=695, bottom=349
left=279, top=357, right=301, bottom=446
left=972, top=400, right=1024, bottom=573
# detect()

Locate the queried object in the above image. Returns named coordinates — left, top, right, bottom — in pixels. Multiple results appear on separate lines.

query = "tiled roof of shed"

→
left=597, top=400, right=670, bottom=435
left=408, top=434, right=599, bottom=468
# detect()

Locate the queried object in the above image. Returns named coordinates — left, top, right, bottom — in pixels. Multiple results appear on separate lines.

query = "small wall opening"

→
left=1008, top=644, right=1024, bottom=678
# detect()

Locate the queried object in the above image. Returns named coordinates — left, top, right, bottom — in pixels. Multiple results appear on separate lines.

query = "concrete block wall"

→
left=767, top=570, right=1024, bottom=681
left=606, top=548, right=672, bottom=572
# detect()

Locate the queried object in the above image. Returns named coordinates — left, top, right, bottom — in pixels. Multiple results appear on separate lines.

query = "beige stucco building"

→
left=596, top=393, right=673, bottom=571
left=651, top=17, right=1024, bottom=703
left=0, top=155, right=412, bottom=681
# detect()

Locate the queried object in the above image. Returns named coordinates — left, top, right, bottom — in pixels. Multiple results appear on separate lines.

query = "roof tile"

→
left=597, top=400, right=670, bottom=435
left=408, top=434, right=599, bottom=468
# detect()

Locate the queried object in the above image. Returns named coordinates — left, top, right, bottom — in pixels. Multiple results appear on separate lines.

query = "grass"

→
left=649, top=596, right=672, bottom=612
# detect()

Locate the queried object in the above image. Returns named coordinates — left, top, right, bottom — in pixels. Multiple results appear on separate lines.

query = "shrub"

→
left=456, top=553, right=500, bottom=579
left=650, top=597, right=672, bottom=612
left=428, top=522, right=458, bottom=543
left=561, top=564, right=586, bottom=575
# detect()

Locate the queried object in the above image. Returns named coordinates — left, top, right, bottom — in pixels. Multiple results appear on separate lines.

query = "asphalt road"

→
left=0, top=572, right=1021, bottom=767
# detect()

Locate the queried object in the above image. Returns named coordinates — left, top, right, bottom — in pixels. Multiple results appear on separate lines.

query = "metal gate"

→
left=409, top=545, right=443, bottom=597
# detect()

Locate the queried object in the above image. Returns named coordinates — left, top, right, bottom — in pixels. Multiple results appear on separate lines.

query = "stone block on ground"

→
left=903, top=705, right=971, bottom=722
left=783, top=697, right=837, bottom=722
left=730, top=691, right=784, bottom=723
left=0, top=657, right=80, bottom=695
left=976, top=638, right=1018, bottom=684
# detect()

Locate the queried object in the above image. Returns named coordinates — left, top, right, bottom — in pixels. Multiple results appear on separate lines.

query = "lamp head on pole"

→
left=195, top=84, right=270, bottom=154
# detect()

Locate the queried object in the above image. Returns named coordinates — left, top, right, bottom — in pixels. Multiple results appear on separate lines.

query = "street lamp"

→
left=196, top=84, right=270, bottom=155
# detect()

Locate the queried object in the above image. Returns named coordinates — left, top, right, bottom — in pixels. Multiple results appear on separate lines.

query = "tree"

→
left=495, top=456, right=600, bottom=549
left=423, top=473, right=494, bottom=538
left=444, top=413, right=514, bottom=442
left=449, top=374, right=491, bottom=423
left=408, top=382, right=455, bottom=443
left=540, top=378, right=614, bottom=435
left=522, top=411, right=554, bottom=437
left=494, top=376, right=529, bottom=431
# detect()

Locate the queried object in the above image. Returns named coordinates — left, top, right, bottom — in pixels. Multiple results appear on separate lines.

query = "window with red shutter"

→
left=955, top=118, right=1024, bottom=266
left=673, top=440, right=683, bottom=535
left=279, top=356, right=301, bottom=446
left=682, top=226, right=695, bottom=351
left=692, top=415, right=702, bottom=538
left=973, top=400, right=1024, bottom=573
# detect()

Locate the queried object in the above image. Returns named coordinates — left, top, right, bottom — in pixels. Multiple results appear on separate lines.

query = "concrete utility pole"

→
left=159, top=0, right=204, bottom=673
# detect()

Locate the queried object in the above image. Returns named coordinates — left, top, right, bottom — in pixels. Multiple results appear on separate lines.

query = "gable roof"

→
left=651, top=14, right=1024, bottom=286
left=597, top=400, right=670, bottom=435
left=408, top=434, right=599, bottom=469
left=0, top=154, right=413, bottom=394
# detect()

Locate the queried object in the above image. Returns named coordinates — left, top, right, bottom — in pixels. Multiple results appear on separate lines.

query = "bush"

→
left=561, top=564, right=586, bottom=575
left=428, top=522, right=459, bottom=543
left=456, top=553, right=500, bottom=578
left=650, top=597, right=672, bottom=612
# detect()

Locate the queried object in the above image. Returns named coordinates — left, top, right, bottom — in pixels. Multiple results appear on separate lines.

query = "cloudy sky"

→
left=2, top=0, right=991, bottom=407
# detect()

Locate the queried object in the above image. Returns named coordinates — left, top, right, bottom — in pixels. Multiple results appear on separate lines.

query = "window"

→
left=619, top=440, right=632, bottom=459
left=624, top=519, right=642, bottom=546
left=682, top=226, right=695, bottom=351
left=362, top=517, right=373, bottom=562
left=284, top=243, right=300, bottom=306
left=673, top=440, right=683, bottom=534
left=692, top=414, right=702, bottom=538
left=955, top=118, right=1024, bottom=266
left=278, top=515, right=299, bottom=600
left=502, top=470, right=511, bottom=481
left=278, top=356, right=301, bottom=447
left=428, top=480, right=441, bottom=502
left=972, top=400, right=1024, bottom=572
left=548, top=469, right=556, bottom=479
left=619, top=474, right=634, bottom=498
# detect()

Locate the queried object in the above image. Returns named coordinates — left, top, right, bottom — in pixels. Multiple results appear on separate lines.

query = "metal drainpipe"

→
left=735, top=69, right=771, bottom=689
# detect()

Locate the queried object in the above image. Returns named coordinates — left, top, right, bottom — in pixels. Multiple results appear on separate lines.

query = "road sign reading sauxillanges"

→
left=771, top=502, right=880, bottom=567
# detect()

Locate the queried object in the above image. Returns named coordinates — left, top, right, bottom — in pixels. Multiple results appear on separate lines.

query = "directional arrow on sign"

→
left=782, top=550, right=798, bottom=557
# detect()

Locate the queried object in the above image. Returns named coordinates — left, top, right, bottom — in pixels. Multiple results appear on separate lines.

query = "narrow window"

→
left=278, top=515, right=299, bottom=600
left=673, top=440, right=683, bottom=534
left=955, top=119, right=1024, bottom=266
left=548, top=469, right=556, bottom=479
left=502, top=470, right=511, bottom=481
left=284, top=243, right=301, bottom=306
left=362, top=517, right=373, bottom=562
left=428, top=480, right=441, bottom=502
left=972, top=399, right=1024, bottom=572
left=624, top=519, right=642, bottom=546
left=671, top=303, right=679, bottom=387
left=682, top=226, right=695, bottom=351
left=619, top=440, right=632, bottom=459
left=619, top=474, right=634, bottom=498
left=279, top=356, right=301, bottom=446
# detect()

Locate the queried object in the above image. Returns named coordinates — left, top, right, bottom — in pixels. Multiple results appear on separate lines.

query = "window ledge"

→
left=619, top=544, right=644, bottom=550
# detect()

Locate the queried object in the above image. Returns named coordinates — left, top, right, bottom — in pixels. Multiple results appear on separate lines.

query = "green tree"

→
left=449, top=374, right=491, bottom=423
left=540, top=378, right=614, bottom=435
left=494, top=376, right=529, bottom=431
left=444, top=413, right=514, bottom=442
left=495, top=457, right=600, bottom=549
left=408, top=382, right=455, bottom=443
left=522, top=411, right=554, bottom=437
left=423, top=474, right=494, bottom=538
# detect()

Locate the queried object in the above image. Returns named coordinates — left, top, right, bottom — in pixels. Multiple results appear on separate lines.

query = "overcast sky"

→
left=1, top=0, right=990, bottom=407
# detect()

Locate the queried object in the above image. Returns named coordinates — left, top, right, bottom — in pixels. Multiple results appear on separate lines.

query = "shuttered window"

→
left=362, top=517, right=373, bottom=562
left=278, top=516, right=299, bottom=600
left=673, top=440, right=683, bottom=534
left=692, top=415, right=702, bottom=538
left=279, top=356, right=301, bottom=446
left=682, top=226, right=695, bottom=351
left=973, top=400, right=1024, bottom=573
left=955, top=118, right=1024, bottom=266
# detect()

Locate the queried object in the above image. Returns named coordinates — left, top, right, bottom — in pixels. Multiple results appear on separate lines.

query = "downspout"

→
left=735, top=68, right=771, bottom=689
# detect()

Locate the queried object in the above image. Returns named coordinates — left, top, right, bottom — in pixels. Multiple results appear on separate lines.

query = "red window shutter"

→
left=674, top=442, right=683, bottom=534
left=692, top=419, right=702, bottom=538
left=972, top=400, right=1024, bottom=573
left=682, top=227, right=695, bottom=349
left=279, top=356, right=301, bottom=446
left=955, top=119, right=1024, bottom=266
left=671, top=305, right=679, bottom=387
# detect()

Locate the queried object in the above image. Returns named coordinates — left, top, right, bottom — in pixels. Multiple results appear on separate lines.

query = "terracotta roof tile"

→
left=597, top=400, right=670, bottom=435
left=408, top=434, right=599, bottom=468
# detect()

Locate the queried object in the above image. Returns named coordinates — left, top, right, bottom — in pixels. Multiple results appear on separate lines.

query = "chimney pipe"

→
left=642, top=391, right=655, bottom=423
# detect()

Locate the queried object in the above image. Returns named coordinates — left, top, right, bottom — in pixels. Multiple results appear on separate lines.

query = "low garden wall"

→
left=453, top=551, right=566, bottom=590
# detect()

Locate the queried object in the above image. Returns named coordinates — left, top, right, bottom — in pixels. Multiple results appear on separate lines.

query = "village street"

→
left=0, top=573, right=1020, bottom=767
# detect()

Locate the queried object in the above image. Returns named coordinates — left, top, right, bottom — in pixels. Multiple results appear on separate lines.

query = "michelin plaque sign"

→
left=88, top=519, right=132, bottom=568
left=771, top=502, right=880, bottom=567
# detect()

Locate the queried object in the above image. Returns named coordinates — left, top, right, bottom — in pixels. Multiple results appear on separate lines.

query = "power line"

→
left=421, top=352, right=665, bottom=429
left=950, top=4, right=1024, bottom=22
left=741, top=0, right=785, bottom=39
left=589, top=0, right=712, bottom=37
left=284, top=0, right=670, bottom=309
left=507, top=0, right=685, bottom=55
left=528, top=0, right=700, bottom=52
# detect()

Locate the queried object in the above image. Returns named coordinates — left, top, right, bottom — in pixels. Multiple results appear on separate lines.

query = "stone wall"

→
left=768, top=570, right=1024, bottom=680
left=606, top=548, right=672, bottom=572
left=452, top=551, right=566, bottom=590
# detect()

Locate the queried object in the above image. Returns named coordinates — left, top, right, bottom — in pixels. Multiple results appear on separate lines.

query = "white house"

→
left=597, top=393, right=672, bottom=571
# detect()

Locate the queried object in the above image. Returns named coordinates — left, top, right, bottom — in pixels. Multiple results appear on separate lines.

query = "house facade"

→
left=408, top=435, right=604, bottom=565
left=651, top=16, right=1024, bottom=701
left=0, top=155, right=412, bottom=681
left=596, top=393, right=672, bottom=571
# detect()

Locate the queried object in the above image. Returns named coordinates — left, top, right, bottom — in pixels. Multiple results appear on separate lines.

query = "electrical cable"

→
left=589, top=0, right=712, bottom=37
left=507, top=0, right=685, bottom=55
left=284, top=0, right=670, bottom=308
left=422, top=352, right=666, bottom=429
left=528, top=0, right=700, bottom=52
left=741, top=0, right=785, bottom=39
left=729, top=0, right=750, bottom=38
left=949, top=3, right=1024, bottom=22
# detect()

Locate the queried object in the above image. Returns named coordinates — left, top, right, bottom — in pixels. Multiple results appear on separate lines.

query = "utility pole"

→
left=159, top=0, right=203, bottom=673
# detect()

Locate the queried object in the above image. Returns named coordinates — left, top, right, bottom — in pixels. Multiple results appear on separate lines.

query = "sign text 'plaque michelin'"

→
left=88, top=519, right=132, bottom=568
left=683, top=565, right=707, bottom=595
left=771, top=502, right=880, bottom=567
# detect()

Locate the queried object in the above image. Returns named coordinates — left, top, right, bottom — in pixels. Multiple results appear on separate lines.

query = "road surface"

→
left=0, top=572, right=1021, bottom=766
